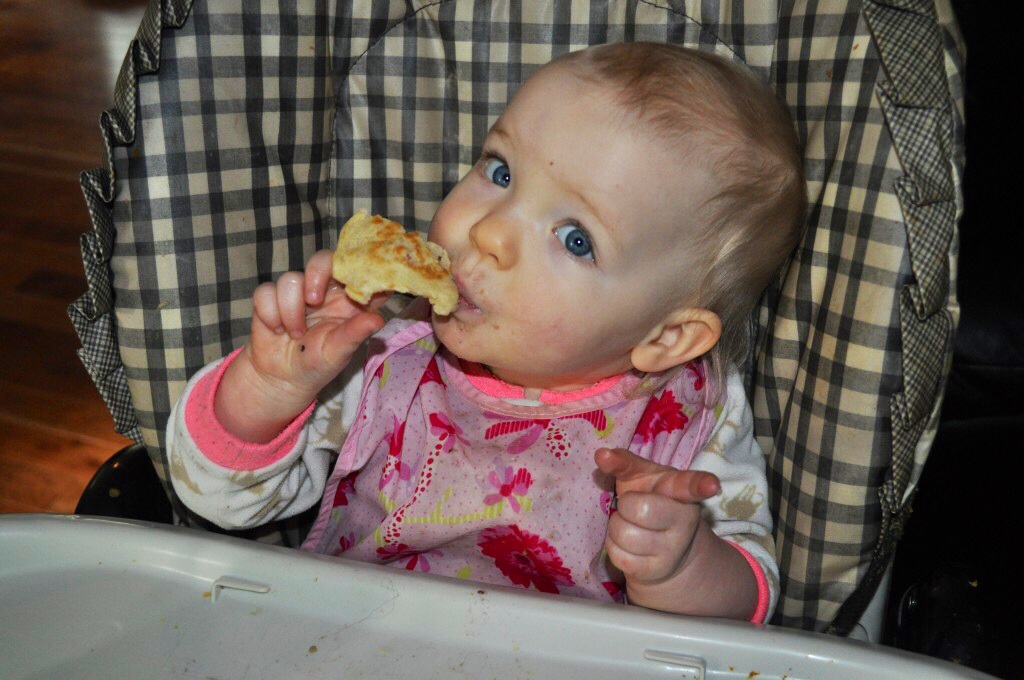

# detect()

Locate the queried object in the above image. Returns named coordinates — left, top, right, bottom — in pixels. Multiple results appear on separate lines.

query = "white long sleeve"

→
left=166, top=351, right=365, bottom=531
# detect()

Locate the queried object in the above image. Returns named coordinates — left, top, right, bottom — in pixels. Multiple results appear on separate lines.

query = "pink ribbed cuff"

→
left=728, top=542, right=771, bottom=624
left=184, top=347, right=316, bottom=470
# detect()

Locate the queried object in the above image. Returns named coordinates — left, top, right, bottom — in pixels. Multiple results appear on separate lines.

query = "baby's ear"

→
left=630, top=308, right=721, bottom=374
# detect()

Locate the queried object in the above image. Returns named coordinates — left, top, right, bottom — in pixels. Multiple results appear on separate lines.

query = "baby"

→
left=168, top=42, right=805, bottom=622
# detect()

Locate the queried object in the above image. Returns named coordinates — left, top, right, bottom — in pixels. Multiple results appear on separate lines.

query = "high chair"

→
left=64, top=0, right=969, bottom=666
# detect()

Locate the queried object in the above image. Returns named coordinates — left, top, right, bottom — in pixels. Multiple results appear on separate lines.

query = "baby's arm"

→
left=596, top=448, right=760, bottom=619
left=217, top=250, right=385, bottom=442
left=596, top=370, right=777, bottom=621
left=167, top=250, right=382, bottom=529
left=166, top=354, right=341, bottom=529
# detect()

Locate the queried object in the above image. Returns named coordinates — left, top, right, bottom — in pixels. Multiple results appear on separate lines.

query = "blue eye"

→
left=554, top=225, right=595, bottom=261
left=483, top=158, right=511, bottom=188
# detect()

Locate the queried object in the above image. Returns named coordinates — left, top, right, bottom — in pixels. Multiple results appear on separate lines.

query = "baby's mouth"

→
left=456, top=290, right=481, bottom=314
left=453, top=274, right=482, bottom=314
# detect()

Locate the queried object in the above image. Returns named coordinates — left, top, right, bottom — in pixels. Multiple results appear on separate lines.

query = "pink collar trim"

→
left=460, top=361, right=625, bottom=405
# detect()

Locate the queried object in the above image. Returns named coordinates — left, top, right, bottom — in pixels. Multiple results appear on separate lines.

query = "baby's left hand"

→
left=595, top=447, right=721, bottom=586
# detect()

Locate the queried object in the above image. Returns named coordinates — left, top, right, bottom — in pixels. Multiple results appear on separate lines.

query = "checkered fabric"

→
left=761, top=0, right=963, bottom=632
left=70, top=0, right=964, bottom=631
left=70, top=0, right=194, bottom=444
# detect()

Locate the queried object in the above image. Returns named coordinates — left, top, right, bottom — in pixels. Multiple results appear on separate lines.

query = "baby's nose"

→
left=469, top=214, right=518, bottom=269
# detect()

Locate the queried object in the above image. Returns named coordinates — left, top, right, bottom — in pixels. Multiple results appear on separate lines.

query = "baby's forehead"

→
left=500, top=61, right=729, bottom=222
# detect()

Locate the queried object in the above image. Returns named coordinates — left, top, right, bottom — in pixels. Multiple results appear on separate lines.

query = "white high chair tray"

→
left=0, top=515, right=988, bottom=679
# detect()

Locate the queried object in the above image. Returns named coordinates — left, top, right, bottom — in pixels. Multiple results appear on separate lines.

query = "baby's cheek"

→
left=531, top=321, right=593, bottom=369
left=520, top=315, right=568, bottom=348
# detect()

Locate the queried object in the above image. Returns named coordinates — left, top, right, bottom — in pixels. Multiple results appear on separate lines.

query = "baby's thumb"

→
left=321, top=312, right=384, bottom=371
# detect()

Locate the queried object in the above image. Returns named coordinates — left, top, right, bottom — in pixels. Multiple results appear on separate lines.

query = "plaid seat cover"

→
left=70, top=0, right=965, bottom=631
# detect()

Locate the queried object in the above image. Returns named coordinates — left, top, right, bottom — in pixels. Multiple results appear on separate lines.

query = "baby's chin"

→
left=429, top=313, right=477, bottom=360
left=429, top=315, right=617, bottom=389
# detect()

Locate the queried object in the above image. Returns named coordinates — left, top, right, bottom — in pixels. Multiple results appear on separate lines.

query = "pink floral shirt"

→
left=169, top=300, right=778, bottom=620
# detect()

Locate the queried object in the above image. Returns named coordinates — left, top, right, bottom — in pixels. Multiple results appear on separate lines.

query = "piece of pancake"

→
left=331, top=210, right=458, bottom=315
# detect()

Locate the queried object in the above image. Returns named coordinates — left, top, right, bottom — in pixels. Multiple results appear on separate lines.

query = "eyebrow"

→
left=486, top=121, right=513, bottom=146
left=567, top=182, right=619, bottom=254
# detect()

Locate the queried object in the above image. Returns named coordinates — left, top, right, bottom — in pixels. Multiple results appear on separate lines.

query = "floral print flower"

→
left=602, top=581, right=626, bottom=603
left=633, top=390, right=688, bottom=444
left=484, top=410, right=612, bottom=456
left=332, top=472, right=358, bottom=507
left=483, top=415, right=549, bottom=454
left=483, top=463, right=533, bottom=512
left=478, top=525, right=575, bottom=594
left=685, top=361, right=705, bottom=392
left=374, top=359, right=390, bottom=387
left=429, top=412, right=468, bottom=453
left=338, top=532, right=357, bottom=553
left=379, top=415, right=410, bottom=489
left=376, top=542, right=414, bottom=561
left=419, top=357, right=444, bottom=387
left=402, top=549, right=442, bottom=573
left=376, top=543, right=442, bottom=573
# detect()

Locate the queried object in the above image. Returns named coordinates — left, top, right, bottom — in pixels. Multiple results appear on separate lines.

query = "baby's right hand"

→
left=216, top=250, right=386, bottom=442
left=249, top=249, right=387, bottom=390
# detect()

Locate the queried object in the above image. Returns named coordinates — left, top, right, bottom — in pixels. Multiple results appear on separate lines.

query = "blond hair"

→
left=559, top=42, right=806, bottom=393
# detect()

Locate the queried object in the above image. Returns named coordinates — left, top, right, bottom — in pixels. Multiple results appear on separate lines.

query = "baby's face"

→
left=429, top=62, right=716, bottom=391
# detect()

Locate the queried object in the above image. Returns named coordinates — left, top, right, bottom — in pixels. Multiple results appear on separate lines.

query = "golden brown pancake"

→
left=332, top=211, right=457, bottom=315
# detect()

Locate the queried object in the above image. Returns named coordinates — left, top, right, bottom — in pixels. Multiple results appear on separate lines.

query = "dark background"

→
left=886, top=2, right=1024, bottom=677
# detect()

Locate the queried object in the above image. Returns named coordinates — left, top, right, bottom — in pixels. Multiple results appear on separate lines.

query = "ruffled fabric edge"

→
left=825, top=0, right=965, bottom=635
left=68, top=0, right=195, bottom=443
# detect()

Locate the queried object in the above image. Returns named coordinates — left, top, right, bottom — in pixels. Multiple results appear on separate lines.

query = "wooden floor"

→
left=0, top=0, right=147, bottom=514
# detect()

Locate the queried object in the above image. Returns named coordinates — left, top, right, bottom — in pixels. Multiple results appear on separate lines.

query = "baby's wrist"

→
left=626, top=521, right=759, bottom=618
left=215, top=347, right=317, bottom=443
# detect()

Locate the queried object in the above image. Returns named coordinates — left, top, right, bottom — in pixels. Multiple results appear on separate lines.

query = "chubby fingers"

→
left=252, top=282, right=282, bottom=334
left=307, top=249, right=392, bottom=314
left=595, top=447, right=721, bottom=503
left=256, top=271, right=307, bottom=339
left=613, top=490, right=695, bottom=531
left=252, top=276, right=301, bottom=337
left=605, top=494, right=700, bottom=581
left=304, top=250, right=335, bottom=306
left=597, top=447, right=718, bottom=581
left=255, top=248, right=386, bottom=342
